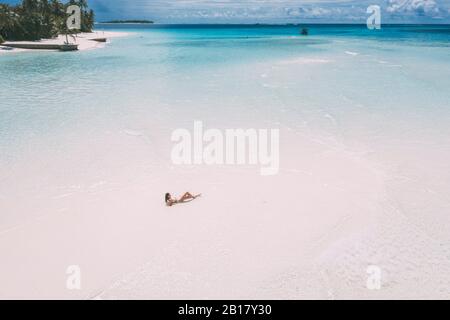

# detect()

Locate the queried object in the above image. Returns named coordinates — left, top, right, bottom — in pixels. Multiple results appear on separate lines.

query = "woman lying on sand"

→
left=165, top=192, right=201, bottom=206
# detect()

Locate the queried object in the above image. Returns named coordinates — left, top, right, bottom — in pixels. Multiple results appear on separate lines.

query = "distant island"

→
left=102, top=20, right=154, bottom=24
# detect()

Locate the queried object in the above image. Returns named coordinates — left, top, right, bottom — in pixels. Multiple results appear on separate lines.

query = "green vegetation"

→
left=0, top=34, right=4, bottom=44
left=0, top=0, right=94, bottom=41
left=103, top=20, right=153, bottom=24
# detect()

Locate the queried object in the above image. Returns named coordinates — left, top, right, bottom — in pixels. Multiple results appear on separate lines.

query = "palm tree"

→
left=38, top=0, right=57, bottom=39
left=0, top=4, right=24, bottom=41
left=15, top=0, right=44, bottom=40
left=50, top=0, right=67, bottom=35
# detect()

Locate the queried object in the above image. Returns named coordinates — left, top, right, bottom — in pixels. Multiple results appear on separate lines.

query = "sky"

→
left=3, top=0, right=450, bottom=23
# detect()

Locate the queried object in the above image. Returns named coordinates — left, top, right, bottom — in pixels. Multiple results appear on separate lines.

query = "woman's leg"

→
left=179, top=192, right=194, bottom=202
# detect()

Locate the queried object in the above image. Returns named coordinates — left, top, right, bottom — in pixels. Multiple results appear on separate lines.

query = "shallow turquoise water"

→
left=1, top=24, right=450, bottom=160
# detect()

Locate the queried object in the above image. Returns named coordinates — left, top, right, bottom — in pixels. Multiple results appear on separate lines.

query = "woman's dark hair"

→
left=165, top=193, right=171, bottom=203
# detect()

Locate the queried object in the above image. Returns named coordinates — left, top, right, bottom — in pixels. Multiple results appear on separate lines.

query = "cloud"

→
left=3, top=0, right=450, bottom=22
left=97, top=0, right=450, bottom=22
left=387, top=0, right=441, bottom=17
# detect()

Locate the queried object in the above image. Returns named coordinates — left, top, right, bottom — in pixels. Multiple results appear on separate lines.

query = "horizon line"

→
left=95, top=22, right=450, bottom=26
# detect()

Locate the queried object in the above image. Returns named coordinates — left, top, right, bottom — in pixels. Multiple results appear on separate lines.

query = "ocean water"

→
left=1, top=25, right=450, bottom=225
left=1, top=24, right=450, bottom=137
left=1, top=24, right=450, bottom=298
left=2, top=28, right=450, bottom=165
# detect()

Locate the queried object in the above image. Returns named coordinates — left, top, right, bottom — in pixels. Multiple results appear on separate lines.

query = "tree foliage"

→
left=0, top=0, right=95, bottom=41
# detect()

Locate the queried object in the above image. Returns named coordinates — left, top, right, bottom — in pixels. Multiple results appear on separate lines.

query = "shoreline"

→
left=0, top=31, right=129, bottom=54
left=1, top=25, right=450, bottom=299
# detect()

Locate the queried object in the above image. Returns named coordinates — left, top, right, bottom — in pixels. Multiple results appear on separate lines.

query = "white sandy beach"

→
left=1, top=116, right=449, bottom=299
left=0, top=31, right=129, bottom=54
left=0, top=125, right=383, bottom=299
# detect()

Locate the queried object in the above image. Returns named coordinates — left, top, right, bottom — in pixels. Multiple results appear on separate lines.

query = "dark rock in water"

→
left=301, top=28, right=309, bottom=36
